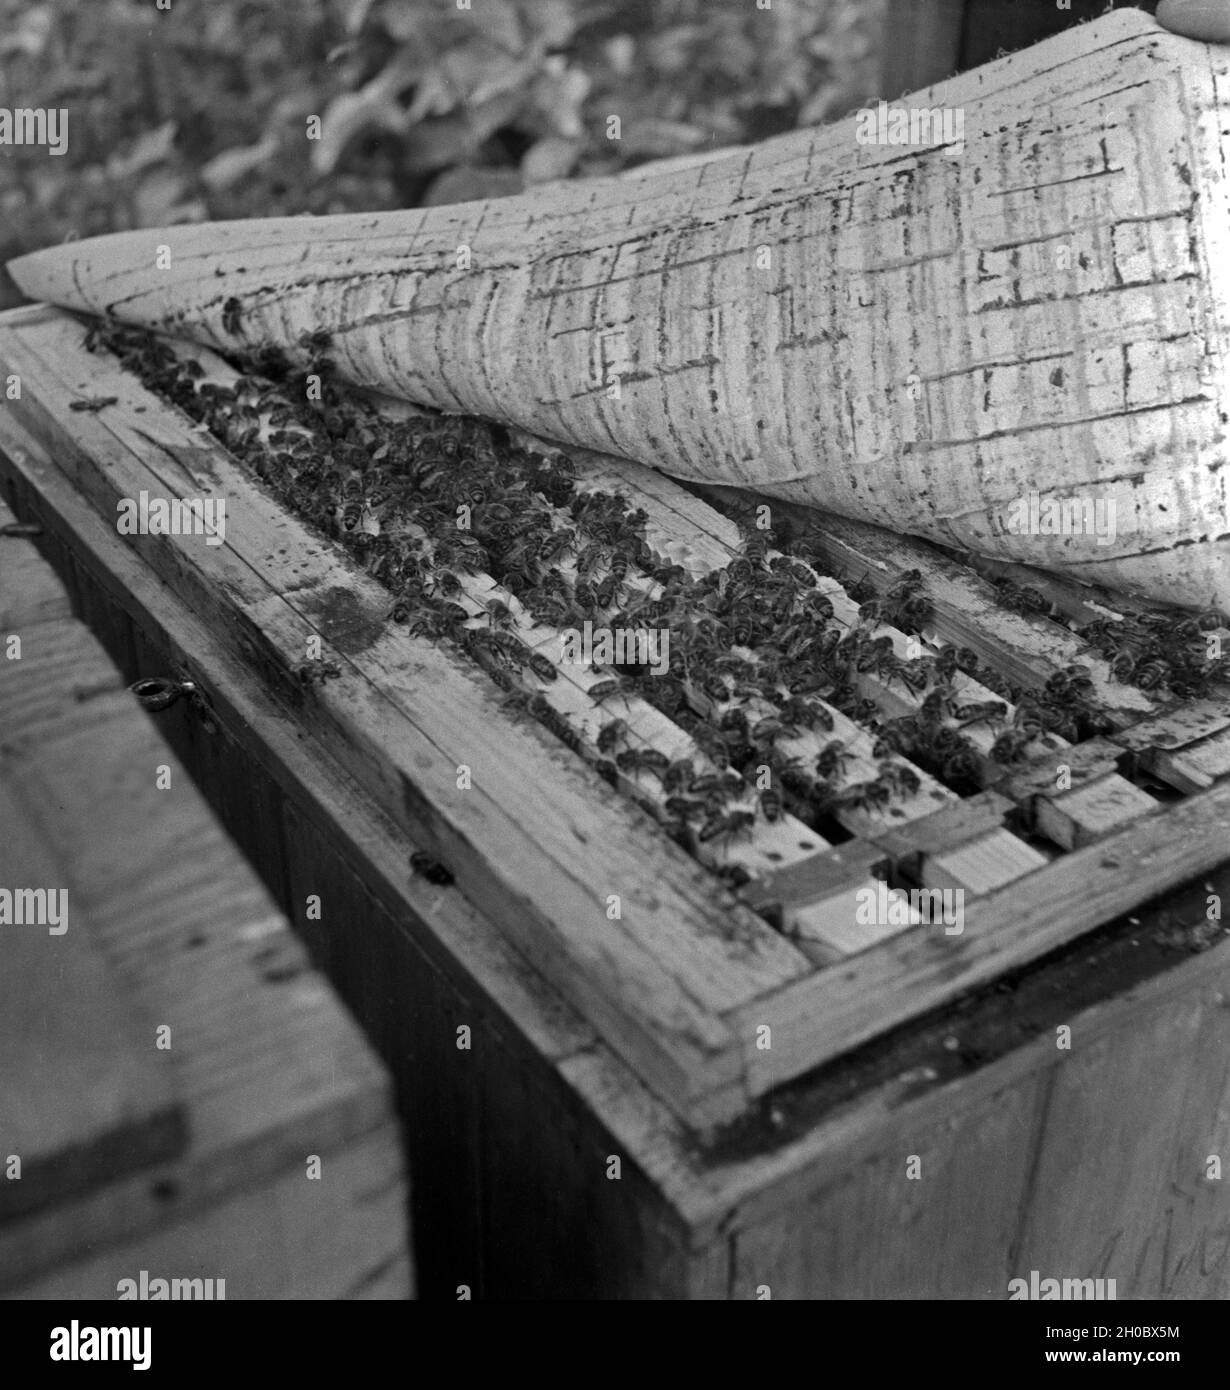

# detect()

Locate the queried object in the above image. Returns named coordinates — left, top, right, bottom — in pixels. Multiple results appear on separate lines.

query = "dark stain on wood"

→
left=298, top=583, right=386, bottom=656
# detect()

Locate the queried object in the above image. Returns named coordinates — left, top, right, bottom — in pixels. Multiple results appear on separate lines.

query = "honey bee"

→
left=221, top=297, right=244, bottom=336
left=953, top=699, right=1008, bottom=729
left=714, top=863, right=752, bottom=889
left=527, top=651, right=557, bottom=683
left=429, top=569, right=463, bottom=599
left=814, top=740, right=850, bottom=779
left=297, top=328, right=333, bottom=353
left=486, top=599, right=515, bottom=631
left=597, top=718, right=629, bottom=754
left=594, top=573, right=622, bottom=609
left=701, top=674, right=731, bottom=705
left=758, top=786, right=783, bottom=822
left=340, top=473, right=364, bottom=531
left=833, top=779, right=892, bottom=814
left=662, top=758, right=694, bottom=794
left=990, top=728, right=1035, bottom=764
left=699, top=809, right=756, bottom=844
left=1134, top=658, right=1169, bottom=691
left=750, top=716, right=788, bottom=746
left=409, top=850, right=454, bottom=886
left=588, top=679, right=622, bottom=703
left=615, top=748, right=670, bottom=777
left=920, top=684, right=957, bottom=723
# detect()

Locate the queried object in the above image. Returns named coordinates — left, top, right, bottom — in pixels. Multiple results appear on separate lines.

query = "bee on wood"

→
left=714, top=862, right=752, bottom=890
left=615, top=748, right=669, bottom=778
left=920, top=683, right=957, bottom=724
left=486, top=599, right=516, bottom=631
left=938, top=744, right=983, bottom=786
left=953, top=699, right=1008, bottom=729
left=700, top=673, right=731, bottom=706
left=594, top=573, right=622, bottom=609
left=539, top=529, right=577, bottom=564
left=588, top=679, right=622, bottom=704
left=291, top=658, right=343, bottom=686
left=995, top=579, right=1050, bottom=615
left=662, top=758, right=694, bottom=794
left=750, top=716, right=789, bottom=746
left=699, top=809, right=756, bottom=845
left=429, top=569, right=463, bottom=599
left=339, top=472, right=364, bottom=531
left=297, top=328, right=333, bottom=353
left=758, top=786, right=783, bottom=822
left=597, top=718, right=629, bottom=754
left=833, top=778, right=892, bottom=814
left=814, top=739, right=850, bottom=779
left=719, top=706, right=750, bottom=738
left=221, top=297, right=244, bottom=336
left=686, top=724, right=728, bottom=769
left=664, top=795, right=706, bottom=822
left=388, top=596, right=413, bottom=624
left=1134, top=658, right=1169, bottom=690
left=687, top=772, right=728, bottom=798
left=409, top=851, right=454, bottom=886
left=990, top=728, right=1035, bottom=764
left=527, top=650, right=557, bottom=683
left=887, top=763, right=921, bottom=797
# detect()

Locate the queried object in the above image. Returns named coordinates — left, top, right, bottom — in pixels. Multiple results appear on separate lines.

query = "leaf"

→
left=311, top=59, right=416, bottom=175
left=200, top=136, right=280, bottom=193
left=521, top=135, right=581, bottom=185
left=0, top=4, right=51, bottom=58
left=526, top=59, right=590, bottom=140
left=422, top=165, right=524, bottom=208
left=133, top=167, right=186, bottom=226
left=106, top=122, right=178, bottom=183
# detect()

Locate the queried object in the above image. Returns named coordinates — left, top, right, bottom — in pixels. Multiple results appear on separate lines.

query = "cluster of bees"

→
left=993, top=577, right=1228, bottom=700
left=92, top=320, right=1201, bottom=887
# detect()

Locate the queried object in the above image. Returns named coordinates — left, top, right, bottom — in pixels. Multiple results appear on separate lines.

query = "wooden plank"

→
left=1011, top=986, right=1217, bottom=1298
left=923, top=828, right=1049, bottom=894
left=4, top=1123, right=411, bottom=1300
left=729, top=779, right=1230, bottom=1100
left=0, top=779, right=184, bottom=1223
left=870, top=789, right=1016, bottom=863
left=730, top=1073, right=1047, bottom=1298
left=1151, top=726, right=1230, bottom=794
left=0, top=311, right=814, bottom=1129
left=1032, top=773, right=1159, bottom=850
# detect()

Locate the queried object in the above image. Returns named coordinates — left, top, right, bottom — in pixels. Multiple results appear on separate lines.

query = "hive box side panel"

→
left=718, top=942, right=1230, bottom=1299
left=5, top=1124, right=412, bottom=1300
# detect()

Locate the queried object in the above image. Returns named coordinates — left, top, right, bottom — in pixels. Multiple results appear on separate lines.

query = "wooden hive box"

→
left=0, top=492, right=412, bottom=1299
left=1, top=303, right=1228, bottom=1298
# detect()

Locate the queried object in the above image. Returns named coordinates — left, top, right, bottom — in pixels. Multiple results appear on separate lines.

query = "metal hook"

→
left=129, top=676, right=192, bottom=712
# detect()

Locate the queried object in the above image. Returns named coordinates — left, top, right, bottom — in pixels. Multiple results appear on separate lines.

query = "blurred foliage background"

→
left=0, top=0, right=882, bottom=307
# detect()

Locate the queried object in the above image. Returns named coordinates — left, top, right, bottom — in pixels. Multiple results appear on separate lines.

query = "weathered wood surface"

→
left=0, top=492, right=406, bottom=1294
left=0, top=304, right=814, bottom=1133
left=5, top=410, right=1230, bottom=1298
left=0, top=509, right=185, bottom=1221
left=8, top=11, right=1229, bottom=611
left=5, top=301, right=1230, bottom=1132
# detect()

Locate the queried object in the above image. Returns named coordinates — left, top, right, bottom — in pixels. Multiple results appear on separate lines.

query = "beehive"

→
left=1, top=303, right=1228, bottom=1298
